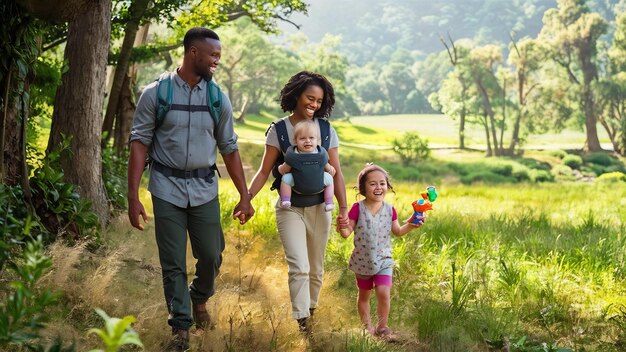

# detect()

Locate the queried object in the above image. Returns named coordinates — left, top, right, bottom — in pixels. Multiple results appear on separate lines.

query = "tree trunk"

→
left=101, top=0, right=150, bottom=148
left=113, top=72, right=134, bottom=154
left=458, top=79, right=467, bottom=150
left=482, top=113, right=492, bottom=156
left=476, top=77, right=499, bottom=156
left=235, top=96, right=248, bottom=124
left=47, top=0, right=112, bottom=225
left=508, top=72, right=525, bottom=155
left=113, top=23, right=149, bottom=155
left=579, top=42, right=602, bottom=152
left=1, top=62, right=32, bottom=193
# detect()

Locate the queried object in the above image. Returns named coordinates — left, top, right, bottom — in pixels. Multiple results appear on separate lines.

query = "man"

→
left=127, top=27, right=254, bottom=350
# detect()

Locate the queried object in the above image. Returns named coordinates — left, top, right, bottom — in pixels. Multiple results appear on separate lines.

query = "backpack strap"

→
left=155, top=71, right=174, bottom=130
left=206, top=80, right=222, bottom=127
left=274, top=119, right=291, bottom=153
left=155, top=73, right=223, bottom=130
left=318, top=118, right=331, bottom=150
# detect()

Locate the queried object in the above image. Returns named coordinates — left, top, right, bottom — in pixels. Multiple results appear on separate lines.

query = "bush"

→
left=519, top=158, right=552, bottom=171
left=530, top=169, right=553, bottom=183
left=551, top=164, right=575, bottom=181
left=488, top=163, right=513, bottom=177
left=596, top=172, right=626, bottom=183
left=460, top=171, right=515, bottom=184
left=29, top=136, right=100, bottom=242
left=583, top=152, right=615, bottom=167
left=549, top=149, right=567, bottom=159
left=0, top=238, right=60, bottom=347
left=562, top=154, right=583, bottom=170
left=102, top=147, right=128, bottom=213
left=391, top=132, right=431, bottom=166
left=585, top=164, right=606, bottom=176
left=0, top=184, right=47, bottom=270
left=511, top=166, right=531, bottom=182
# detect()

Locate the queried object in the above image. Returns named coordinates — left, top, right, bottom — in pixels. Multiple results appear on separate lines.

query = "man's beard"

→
left=200, top=72, right=213, bottom=82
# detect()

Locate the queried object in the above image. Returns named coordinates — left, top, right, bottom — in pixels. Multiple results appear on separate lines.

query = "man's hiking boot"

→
left=165, top=328, right=189, bottom=351
left=192, top=303, right=212, bottom=330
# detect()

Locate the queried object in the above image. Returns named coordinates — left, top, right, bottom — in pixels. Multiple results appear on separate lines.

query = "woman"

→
left=247, top=71, right=348, bottom=334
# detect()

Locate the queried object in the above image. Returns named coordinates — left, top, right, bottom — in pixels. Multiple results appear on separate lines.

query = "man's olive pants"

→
left=152, top=195, right=224, bottom=330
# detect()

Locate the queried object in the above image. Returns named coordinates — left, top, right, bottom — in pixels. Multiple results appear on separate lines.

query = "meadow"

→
left=36, top=113, right=626, bottom=352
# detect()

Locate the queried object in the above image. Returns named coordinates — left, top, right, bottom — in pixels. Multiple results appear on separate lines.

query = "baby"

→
left=277, top=119, right=336, bottom=211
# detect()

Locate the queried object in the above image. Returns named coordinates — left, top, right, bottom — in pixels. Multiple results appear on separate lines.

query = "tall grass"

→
left=38, top=180, right=626, bottom=351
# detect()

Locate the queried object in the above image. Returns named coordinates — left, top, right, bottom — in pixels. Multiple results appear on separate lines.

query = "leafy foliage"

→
left=391, top=132, right=431, bottom=166
left=30, top=135, right=100, bottom=242
left=0, top=238, right=60, bottom=347
left=101, top=147, right=128, bottom=213
left=87, top=308, right=143, bottom=352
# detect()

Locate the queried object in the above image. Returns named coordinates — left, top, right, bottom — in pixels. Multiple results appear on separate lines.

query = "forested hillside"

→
left=279, top=0, right=621, bottom=64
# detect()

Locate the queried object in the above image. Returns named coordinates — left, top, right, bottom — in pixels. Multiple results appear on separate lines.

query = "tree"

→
left=507, top=37, right=545, bottom=154
left=216, top=17, right=299, bottom=122
left=467, top=44, right=505, bottom=156
left=47, top=0, right=112, bottom=224
left=0, top=0, right=40, bottom=193
left=597, top=11, right=626, bottom=155
left=539, top=0, right=608, bottom=152
left=379, top=62, right=415, bottom=114
left=438, top=36, right=473, bottom=149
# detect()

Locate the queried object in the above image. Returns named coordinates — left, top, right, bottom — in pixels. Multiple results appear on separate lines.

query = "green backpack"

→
left=154, top=72, right=223, bottom=130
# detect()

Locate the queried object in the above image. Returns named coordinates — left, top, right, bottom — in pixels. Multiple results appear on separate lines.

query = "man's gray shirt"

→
left=129, top=72, right=238, bottom=208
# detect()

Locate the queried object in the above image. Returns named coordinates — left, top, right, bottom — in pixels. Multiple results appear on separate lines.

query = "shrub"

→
left=519, top=158, right=552, bottom=171
left=585, top=164, right=606, bottom=176
left=551, top=164, right=576, bottom=181
left=460, top=171, right=515, bottom=184
left=511, top=167, right=531, bottom=182
left=583, top=152, right=615, bottom=167
left=391, top=132, right=431, bottom=166
left=488, top=163, right=513, bottom=177
left=101, top=147, right=128, bottom=214
left=0, top=184, right=47, bottom=270
left=549, top=149, right=567, bottom=159
left=606, top=164, right=626, bottom=173
left=596, top=172, right=626, bottom=183
left=29, top=136, right=100, bottom=242
left=530, top=169, right=553, bottom=183
left=562, top=154, right=583, bottom=170
left=0, top=238, right=60, bottom=347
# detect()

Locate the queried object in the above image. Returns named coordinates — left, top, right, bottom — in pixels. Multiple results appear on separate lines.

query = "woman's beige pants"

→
left=276, top=202, right=331, bottom=320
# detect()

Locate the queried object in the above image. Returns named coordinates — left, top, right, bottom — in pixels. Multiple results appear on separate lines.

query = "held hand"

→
left=336, top=208, right=350, bottom=231
left=326, top=164, right=336, bottom=176
left=128, top=198, right=148, bottom=230
left=278, top=162, right=291, bottom=175
left=405, top=215, right=425, bottom=227
left=233, top=199, right=255, bottom=225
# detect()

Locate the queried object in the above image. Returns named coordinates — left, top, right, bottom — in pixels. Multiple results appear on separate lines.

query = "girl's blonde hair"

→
left=356, top=163, right=394, bottom=197
left=292, top=120, right=321, bottom=144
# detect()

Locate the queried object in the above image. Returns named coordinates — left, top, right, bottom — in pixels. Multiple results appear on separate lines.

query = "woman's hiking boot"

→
left=297, top=317, right=311, bottom=337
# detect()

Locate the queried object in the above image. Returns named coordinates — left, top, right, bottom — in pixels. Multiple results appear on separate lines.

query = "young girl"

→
left=338, top=164, right=423, bottom=339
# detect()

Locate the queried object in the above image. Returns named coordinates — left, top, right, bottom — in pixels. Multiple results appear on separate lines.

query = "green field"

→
left=236, top=113, right=612, bottom=151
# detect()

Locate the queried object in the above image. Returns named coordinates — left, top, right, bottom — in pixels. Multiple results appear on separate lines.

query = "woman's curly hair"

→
left=279, top=71, right=335, bottom=118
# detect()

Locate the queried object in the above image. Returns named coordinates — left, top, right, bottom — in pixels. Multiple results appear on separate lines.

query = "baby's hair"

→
left=292, top=120, right=320, bottom=144
left=355, top=163, right=394, bottom=197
